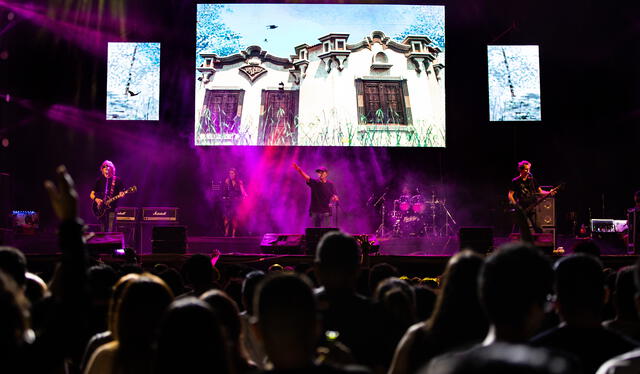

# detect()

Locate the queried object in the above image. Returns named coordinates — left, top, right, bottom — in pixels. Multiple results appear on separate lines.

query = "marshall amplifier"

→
left=142, top=207, right=178, bottom=222
left=140, top=207, right=179, bottom=254
left=115, top=207, right=138, bottom=221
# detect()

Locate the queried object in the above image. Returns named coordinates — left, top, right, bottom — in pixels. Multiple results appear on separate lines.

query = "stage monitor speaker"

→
left=260, top=233, right=304, bottom=254
left=535, top=197, right=555, bottom=227
left=305, top=227, right=339, bottom=255
left=508, top=230, right=555, bottom=254
left=459, top=227, right=493, bottom=254
left=152, top=226, right=187, bottom=253
left=86, top=232, right=125, bottom=254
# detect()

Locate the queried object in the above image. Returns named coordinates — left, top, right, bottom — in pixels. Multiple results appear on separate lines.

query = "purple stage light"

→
left=0, top=0, right=126, bottom=56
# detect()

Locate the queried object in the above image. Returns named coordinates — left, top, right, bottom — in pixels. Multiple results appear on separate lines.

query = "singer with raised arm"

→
left=508, top=160, right=555, bottom=243
left=89, top=160, right=124, bottom=232
left=292, top=162, right=339, bottom=227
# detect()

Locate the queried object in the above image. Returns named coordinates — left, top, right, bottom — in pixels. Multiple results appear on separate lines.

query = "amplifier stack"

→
left=115, top=207, right=183, bottom=254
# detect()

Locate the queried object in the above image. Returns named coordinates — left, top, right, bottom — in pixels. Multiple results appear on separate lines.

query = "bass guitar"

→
left=509, top=183, right=565, bottom=214
left=92, top=186, right=137, bottom=218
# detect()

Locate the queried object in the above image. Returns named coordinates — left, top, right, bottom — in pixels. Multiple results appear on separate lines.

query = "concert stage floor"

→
left=12, top=232, right=636, bottom=280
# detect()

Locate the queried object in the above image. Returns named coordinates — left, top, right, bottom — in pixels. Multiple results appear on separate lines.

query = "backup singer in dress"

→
left=507, top=160, right=555, bottom=243
left=292, top=163, right=339, bottom=227
left=89, top=160, right=124, bottom=232
left=222, top=168, right=247, bottom=237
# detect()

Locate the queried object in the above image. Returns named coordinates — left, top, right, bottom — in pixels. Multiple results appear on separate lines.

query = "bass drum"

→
left=400, top=214, right=425, bottom=236
left=410, top=195, right=426, bottom=214
left=396, top=196, right=411, bottom=212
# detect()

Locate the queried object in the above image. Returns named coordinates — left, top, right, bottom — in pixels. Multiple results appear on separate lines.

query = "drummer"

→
left=400, top=185, right=412, bottom=200
left=396, top=185, right=412, bottom=213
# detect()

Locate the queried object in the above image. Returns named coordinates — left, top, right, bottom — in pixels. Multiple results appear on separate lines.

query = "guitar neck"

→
left=526, top=186, right=560, bottom=212
left=106, top=191, right=126, bottom=204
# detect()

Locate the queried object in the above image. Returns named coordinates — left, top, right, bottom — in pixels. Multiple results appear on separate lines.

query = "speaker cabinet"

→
left=141, top=222, right=180, bottom=254
left=151, top=226, right=187, bottom=253
left=115, top=222, right=139, bottom=251
left=508, top=229, right=555, bottom=253
left=459, top=227, right=493, bottom=254
left=260, top=233, right=304, bottom=254
left=535, top=197, right=555, bottom=227
left=86, top=232, right=125, bottom=254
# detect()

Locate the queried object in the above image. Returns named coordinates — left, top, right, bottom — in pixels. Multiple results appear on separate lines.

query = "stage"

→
left=11, top=232, right=636, bottom=281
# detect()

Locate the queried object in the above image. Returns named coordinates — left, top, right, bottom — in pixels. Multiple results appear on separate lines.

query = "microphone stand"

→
left=375, top=192, right=387, bottom=238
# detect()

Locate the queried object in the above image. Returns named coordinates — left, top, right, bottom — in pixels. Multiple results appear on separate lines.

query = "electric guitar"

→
left=510, top=183, right=565, bottom=214
left=92, top=186, right=137, bottom=218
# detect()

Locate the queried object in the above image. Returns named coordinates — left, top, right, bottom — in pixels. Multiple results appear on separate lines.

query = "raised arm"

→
left=292, top=162, right=311, bottom=182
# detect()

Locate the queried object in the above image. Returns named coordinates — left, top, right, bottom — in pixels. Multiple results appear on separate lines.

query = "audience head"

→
left=114, top=274, right=174, bottom=355
left=611, top=265, right=637, bottom=320
left=423, top=342, right=576, bottom=374
left=154, top=297, right=229, bottom=374
left=0, top=270, right=31, bottom=351
left=182, top=254, right=218, bottom=290
left=572, top=239, right=601, bottom=257
left=0, top=246, right=27, bottom=287
left=414, top=286, right=437, bottom=321
left=375, top=277, right=416, bottom=326
left=554, top=254, right=605, bottom=321
left=254, top=273, right=318, bottom=368
left=24, top=272, right=48, bottom=305
left=479, top=242, right=552, bottom=338
left=200, top=289, right=242, bottom=348
left=268, top=263, right=284, bottom=272
left=428, top=250, right=487, bottom=336
left=87, top=264, right=117, bottom=301
left=242, top=270, right=265, bottom=315
left=314, top=231, right=360, bottom=290
left=107, top=273, right=139, bottom=332
left=155, top=267, right=186, bottom=297
left=369, top=262, right=399, bottom=295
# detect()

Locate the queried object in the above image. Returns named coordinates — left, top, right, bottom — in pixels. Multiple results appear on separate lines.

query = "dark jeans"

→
left=99, top=211, right=116, bottom=232
left=512, top=207, right=541, bottom=243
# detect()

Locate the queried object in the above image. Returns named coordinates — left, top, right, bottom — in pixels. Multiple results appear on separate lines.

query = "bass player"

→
left=508, top=160, right=556, bottom=243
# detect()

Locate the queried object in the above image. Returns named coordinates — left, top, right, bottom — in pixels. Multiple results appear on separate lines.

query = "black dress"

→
left=222, top=179, right=243, bottom=219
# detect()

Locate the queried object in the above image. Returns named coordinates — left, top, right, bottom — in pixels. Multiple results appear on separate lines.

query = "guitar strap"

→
left=103, top=176, right=116, bottom=199
left=110, top=177, right=116, bottom=198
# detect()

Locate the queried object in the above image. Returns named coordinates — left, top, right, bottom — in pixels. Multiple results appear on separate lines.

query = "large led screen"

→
left=107, top=42, right=160, bottom=120
left=196, top=4, right=445, bottom=147
left=488, top=45, right=541, bottom=122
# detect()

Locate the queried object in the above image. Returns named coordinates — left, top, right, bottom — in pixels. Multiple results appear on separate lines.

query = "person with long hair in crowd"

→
left=388, top=251, right=488, bottom=374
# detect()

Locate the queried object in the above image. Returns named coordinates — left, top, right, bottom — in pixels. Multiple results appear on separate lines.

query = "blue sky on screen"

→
left=197, top=4, right=444, bottom=58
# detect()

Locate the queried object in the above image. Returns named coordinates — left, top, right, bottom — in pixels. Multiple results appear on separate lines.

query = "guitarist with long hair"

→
left=508, top=160, right=556, bottom=243
left=90, top=160, right=124, bottom=231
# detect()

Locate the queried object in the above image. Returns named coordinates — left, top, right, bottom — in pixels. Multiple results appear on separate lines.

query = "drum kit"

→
left=375, top=188, right=456, bottom=238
